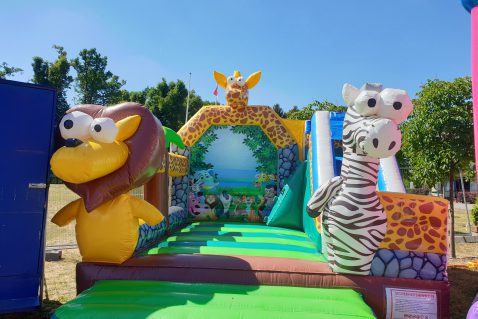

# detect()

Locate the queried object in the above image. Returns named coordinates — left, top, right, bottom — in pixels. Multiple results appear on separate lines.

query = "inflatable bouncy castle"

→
left=52, top=71, right=450, bottom=319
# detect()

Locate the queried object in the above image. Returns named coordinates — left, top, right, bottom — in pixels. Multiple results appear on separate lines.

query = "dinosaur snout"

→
left=361, top=119, right=401, bottom=158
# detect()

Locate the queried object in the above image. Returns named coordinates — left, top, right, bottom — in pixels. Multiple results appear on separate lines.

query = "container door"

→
left=0, top=80, right=56, bottom=313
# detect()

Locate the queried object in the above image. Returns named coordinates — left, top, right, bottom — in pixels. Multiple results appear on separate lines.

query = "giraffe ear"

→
left=213, top=71, right=227, bottom=89
left=245, top=71, right=261, bottom=89
left=342, top=83, right=360, bottom=107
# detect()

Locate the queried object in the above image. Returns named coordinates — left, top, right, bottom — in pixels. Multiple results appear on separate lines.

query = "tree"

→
left=32, top=45, right=73, bottom=123
left=71, top=48, right=125, bottom=105
left=272, top=103, right=285, bottom=118
left=401, top=77, right=473, bottom=258
left=110, top=88, right=149, bottom=105
left=145, top=79, right=205, bottom=131
left=0, top=62, right=23, bottom=79
left=285, top=100, right=346, bottom=120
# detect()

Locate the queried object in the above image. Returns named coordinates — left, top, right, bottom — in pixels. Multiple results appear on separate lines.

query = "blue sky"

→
left=0, top=0, right=472, bottom=111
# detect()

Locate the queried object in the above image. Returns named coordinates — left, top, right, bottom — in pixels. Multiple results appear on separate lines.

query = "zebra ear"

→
left=342, top=83, right=360, bottom=107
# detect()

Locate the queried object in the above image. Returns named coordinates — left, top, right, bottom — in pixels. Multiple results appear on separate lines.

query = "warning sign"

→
left=386, top=288, right=437, bottom=319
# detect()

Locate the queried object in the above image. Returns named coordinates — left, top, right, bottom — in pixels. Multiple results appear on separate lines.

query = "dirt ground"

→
left=1, top=186, right=477, bottom=318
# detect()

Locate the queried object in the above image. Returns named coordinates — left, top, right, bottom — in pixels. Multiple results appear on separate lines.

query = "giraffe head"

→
left=342, top=83, right=414, bottom=158
left=213, top=70, right=262, bottom=109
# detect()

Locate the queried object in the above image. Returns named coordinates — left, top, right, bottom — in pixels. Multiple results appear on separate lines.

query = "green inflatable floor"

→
left=53, top=280, right=376, bottom=319
left=142, top=222, right=326, bottom=262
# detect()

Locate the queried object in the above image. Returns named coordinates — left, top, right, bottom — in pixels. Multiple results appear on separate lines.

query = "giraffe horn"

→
left=233, top=70, right=241, bottom=78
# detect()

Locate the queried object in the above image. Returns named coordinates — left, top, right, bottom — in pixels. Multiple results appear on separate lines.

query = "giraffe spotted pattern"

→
left=378, top=193, right=448, bottom=255
left=178, top=105, right=296, bottom=148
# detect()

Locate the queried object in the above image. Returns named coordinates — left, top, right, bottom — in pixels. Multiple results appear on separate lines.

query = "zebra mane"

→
left=360, top=83, right=383, bottom=92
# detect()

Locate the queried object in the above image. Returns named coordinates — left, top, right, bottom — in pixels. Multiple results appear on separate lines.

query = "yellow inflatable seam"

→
left=282, top=119, right=305, bottom=160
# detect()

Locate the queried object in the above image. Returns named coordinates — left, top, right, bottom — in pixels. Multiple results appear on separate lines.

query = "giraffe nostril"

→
left=373, top=138, right=379, bottom=148
left=388, top=141, right=396, bottom=150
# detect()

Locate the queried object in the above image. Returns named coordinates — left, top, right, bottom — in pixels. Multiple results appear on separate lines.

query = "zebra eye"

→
left=353, top=91, right=382, bottom=116
left=379, top=88, right=414, bottom=124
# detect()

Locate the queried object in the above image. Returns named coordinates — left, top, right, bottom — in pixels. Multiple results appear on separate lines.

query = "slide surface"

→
left=309, top=111, right=406, bottom=193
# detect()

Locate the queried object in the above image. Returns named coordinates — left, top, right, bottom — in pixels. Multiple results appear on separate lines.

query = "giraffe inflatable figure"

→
left=213, top=70, right=262, bottom=109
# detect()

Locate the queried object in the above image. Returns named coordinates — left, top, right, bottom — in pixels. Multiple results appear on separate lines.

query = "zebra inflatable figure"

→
left=307, top=83, right=413, bottom=275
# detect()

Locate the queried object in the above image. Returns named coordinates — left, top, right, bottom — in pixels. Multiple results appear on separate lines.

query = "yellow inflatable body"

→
left=51, top=103, right=166, bottom=264
left=52, top=194, right=163, bottom=263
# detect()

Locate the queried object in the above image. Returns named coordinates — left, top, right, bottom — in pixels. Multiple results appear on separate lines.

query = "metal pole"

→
left=459, top=168, right=473, bottom=234
left=185, top=72, right=191, bottom=123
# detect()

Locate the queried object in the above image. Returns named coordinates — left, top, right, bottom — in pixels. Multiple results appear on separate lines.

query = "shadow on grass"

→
left=0, top=299, right=63, bottom=319
left=449, top=268, right=478, bottom=319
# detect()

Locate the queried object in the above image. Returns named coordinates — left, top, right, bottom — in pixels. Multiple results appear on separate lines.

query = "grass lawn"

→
left=2, top=186, right=476, bottom=318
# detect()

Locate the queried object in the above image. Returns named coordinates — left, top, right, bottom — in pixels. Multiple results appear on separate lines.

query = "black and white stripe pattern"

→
left=307, top=108, right=389, bottom=275
left=306, top=176, right=342, bottom=218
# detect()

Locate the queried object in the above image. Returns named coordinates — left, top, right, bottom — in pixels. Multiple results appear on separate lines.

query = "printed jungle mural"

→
left=188, top=125, right=278, bottom=222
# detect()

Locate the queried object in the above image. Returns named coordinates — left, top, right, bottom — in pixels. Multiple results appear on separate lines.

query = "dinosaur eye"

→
left=379, top=88, right=414, bottom=124
left=89, top=118, right=118, bottom=143
left=236, top=77, right=245, bottom=86
left=227, top=76, right=236, bottom=85
left=59, top=111, right=93, bottom=141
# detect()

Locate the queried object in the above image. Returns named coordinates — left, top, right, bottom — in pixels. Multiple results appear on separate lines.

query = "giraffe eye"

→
left=227, top=76, right=236, bottom=85
left=236, top=77, right=245, bottom=86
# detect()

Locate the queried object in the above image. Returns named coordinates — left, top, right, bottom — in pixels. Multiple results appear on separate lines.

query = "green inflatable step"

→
left=53, top=280, right=376, bottom=319
left=142, top=222, right=326, bottom=262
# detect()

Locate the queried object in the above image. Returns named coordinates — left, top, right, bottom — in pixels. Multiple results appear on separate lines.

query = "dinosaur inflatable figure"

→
left=51, top=103, right=168, bottom=264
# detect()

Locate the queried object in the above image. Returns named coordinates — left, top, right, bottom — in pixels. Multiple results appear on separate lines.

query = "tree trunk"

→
left=449, top=165, right=456, bottom=258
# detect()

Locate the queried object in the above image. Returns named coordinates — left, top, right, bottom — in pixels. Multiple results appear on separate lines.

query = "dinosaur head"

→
left=213, top=70, right=261, bottom=109
left=51, top=103, right=165, bottom=211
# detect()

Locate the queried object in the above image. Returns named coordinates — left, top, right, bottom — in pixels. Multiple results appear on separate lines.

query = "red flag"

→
left=213, top=85, right=218, bottom=96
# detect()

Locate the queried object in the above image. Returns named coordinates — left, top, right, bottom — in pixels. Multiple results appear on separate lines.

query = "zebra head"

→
left=342, top=83, right=413, bottom=158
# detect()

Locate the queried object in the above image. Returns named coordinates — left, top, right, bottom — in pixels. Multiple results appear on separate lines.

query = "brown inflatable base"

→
left=76, top=254, right=449, bottom=319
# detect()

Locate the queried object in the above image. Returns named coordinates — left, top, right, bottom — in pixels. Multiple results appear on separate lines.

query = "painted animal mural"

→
left=188, top=170, right=220, bottom=218
left=50, top=103, right=166, bottom=264
left=306, top=83, right=414, bottom=275
left=258, top=184, right=277, bottom=218
left=219, top=191, right=233, bottom=217
left=213, top=70, right=262, bottom=109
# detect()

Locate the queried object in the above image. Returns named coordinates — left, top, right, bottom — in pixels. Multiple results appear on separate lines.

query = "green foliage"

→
left=401, top=77, right=473, bottom=258
left=285, top=100, right=346, bottom=120
left=144, top=79, right=204, bottom=131
left=163, top=126, right=185, bottom=149
left=472, top=198, right=478, bottom=225
left=231, top=126, right=277, bottom=174
left=189, top=126, right=221, bottom=174
left=32, top=45, right=73, bottom=124
left=272, top=103, right=285, bottom=118
left=401, top=77, right=473, bottom=188
left=0, top=62, right=23, bottom=79
left=71, top=48, right=126, bottom=105
left=110, top=88, right=149, bottom=105
left=190, top=125, right=277, bottom=176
